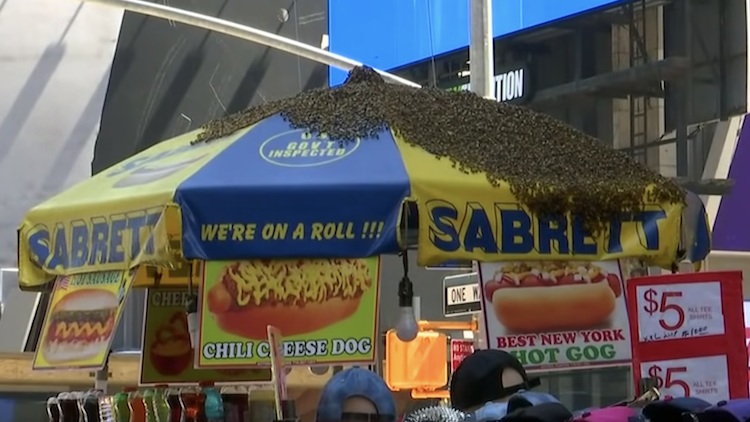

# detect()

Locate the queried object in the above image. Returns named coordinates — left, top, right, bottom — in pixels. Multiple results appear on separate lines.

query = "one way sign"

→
left=443, top=273, right=480, bottom=316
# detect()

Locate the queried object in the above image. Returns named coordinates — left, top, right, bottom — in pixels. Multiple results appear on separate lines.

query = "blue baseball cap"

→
left=508, top=391, right=561, bottom=413
left=316, top=368, right=396, bottom=422
left=698, top=399, right=750, bottom=422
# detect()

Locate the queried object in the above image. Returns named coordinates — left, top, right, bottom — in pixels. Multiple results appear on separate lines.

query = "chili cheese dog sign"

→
left=141, top=288, right=270, bottom=384
left=478, top=260, right=632, bottom=370
left=197, top=258, right=380, bottom=367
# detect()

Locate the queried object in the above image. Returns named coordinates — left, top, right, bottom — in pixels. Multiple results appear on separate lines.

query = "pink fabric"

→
left=572, top=407, right=639, bottom=422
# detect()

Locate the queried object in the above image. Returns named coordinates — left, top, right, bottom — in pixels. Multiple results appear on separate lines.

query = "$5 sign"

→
left=639, top=356, right=729, bottom=403
left=642, top=289, right=684, bottom=331
left=647, top=365, right=690, bottom=396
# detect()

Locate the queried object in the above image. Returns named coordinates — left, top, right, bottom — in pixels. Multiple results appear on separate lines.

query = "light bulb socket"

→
left=185, top=293, right=199, bottom=348
left=281, top=400, right=297, bottom=419
left=398, top=277, right=413, bottom=307
left=186, top=293, right=198, bottom=313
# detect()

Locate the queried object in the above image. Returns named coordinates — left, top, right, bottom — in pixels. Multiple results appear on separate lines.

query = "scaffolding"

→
left=626, top=0, right=651, bottom=167
left=390, top=0, right=734, bottom=195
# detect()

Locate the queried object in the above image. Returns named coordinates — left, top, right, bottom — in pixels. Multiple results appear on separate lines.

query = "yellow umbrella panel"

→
left=18, top=127, right=248, bottom=289
left=391, top=134, right=685, bottom=268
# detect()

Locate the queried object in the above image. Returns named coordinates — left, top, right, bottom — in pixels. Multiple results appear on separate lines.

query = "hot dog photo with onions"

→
left=479, top=261, right=633, bottom=370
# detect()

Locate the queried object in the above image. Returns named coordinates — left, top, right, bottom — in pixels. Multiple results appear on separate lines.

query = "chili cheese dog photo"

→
left=482, top=261, right=623, bottom=333
left=206, top=259, right=372, bottom=339
left=42, top=289, right=117, bottom=363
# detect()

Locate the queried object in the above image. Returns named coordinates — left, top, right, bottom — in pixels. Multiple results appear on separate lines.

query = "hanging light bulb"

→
left=395, top=207, right=418, bottom=342
left=395, top=276, right=418, bottom=342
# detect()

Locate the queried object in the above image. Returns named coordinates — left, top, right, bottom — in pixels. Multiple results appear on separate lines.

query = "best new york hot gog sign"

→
left=478, top=260, right=632, bottom=370
left=197, top=258, right=380, bottom=367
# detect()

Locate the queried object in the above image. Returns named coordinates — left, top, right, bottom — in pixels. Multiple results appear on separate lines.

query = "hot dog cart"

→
left=14, top=67, right=711, bottom=418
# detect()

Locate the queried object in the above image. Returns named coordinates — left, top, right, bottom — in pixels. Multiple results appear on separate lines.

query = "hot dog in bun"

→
left=43, top=289, right=117, bottom=363
left=484, top=261, right=622, bottom=333
left=207, top=259, right=372, bottom=339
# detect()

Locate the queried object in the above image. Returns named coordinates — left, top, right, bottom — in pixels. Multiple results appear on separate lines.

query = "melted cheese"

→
left=54, top=320, right=112, bottom=339
left=497, top=260, right=604, bottom=280
left=227, top=259, right=371, bottom=306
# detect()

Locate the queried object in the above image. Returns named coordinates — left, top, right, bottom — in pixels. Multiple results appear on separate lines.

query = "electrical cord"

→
left=425, top=0, right=438, bottom=87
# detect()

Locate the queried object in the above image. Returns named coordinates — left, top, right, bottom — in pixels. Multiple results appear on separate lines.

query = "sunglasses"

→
left=499, top=377, right=542, bottom=397
left=465, top=376, right=542, bottom=411
left=335, top=412, right=396, bottom=422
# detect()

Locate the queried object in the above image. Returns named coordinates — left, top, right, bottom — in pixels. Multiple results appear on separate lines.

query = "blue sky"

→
left=329, top=0, right=624, bottom=85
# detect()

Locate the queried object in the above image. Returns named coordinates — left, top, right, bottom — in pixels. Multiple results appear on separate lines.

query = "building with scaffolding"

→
left=386, top=0, right=746, bottom=181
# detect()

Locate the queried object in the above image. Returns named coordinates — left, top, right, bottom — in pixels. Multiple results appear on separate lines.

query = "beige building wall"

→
left=0, top=0, right=121, bottom=351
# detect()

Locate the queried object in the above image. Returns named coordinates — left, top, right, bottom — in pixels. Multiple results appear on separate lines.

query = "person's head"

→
left=449, top=350, right=539, bottom=413
left=316, top=367, right=396, bottom=422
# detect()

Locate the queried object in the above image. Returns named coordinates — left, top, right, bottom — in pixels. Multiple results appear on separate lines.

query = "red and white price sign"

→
left=636, top=282, right=725, bottom=342
left=640, top=355, right=729, bottom=403
left=627, top=271, right=748, bottom=401
left=451, top=339, right=474, bottom=373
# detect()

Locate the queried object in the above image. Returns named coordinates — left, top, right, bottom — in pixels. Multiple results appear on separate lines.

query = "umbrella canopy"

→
left=17, top=69, right=709, bottom=290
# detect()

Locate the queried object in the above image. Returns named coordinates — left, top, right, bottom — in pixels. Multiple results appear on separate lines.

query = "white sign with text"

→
left=636, top=282, right=724, bottom=342
left=640, top=355, right=729, bottom=403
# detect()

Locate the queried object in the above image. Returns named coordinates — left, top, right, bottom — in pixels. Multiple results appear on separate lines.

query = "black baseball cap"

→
left=643, top=398, right=712, bottom=422
left=449, top=349, right=540, bottom=411
left=503, top=403, right=573, bottom=422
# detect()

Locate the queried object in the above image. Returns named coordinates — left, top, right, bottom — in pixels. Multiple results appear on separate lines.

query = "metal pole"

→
left=468, top=0, right=493, bottom=351
left=471, top=263, right=485, bottom=350
left=469, top=0, right=495, bottom=98
left=94, top=362, right=108, bottom=391
left=684, top=0, right=698, bottom=181
left=675, top=0, right=690, bottom=177
left=75, top=0, right=421, bottom=88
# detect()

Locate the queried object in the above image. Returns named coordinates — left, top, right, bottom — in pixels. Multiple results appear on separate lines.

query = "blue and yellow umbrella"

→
left=17, top=114, right=710, bottom=290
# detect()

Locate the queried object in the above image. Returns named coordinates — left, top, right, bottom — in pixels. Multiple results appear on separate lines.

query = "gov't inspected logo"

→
left=259, top=129, right=359, bottom=167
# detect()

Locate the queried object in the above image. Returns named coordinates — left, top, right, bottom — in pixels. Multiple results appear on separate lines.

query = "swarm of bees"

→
left=194, top=66, right=685, bottom=232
